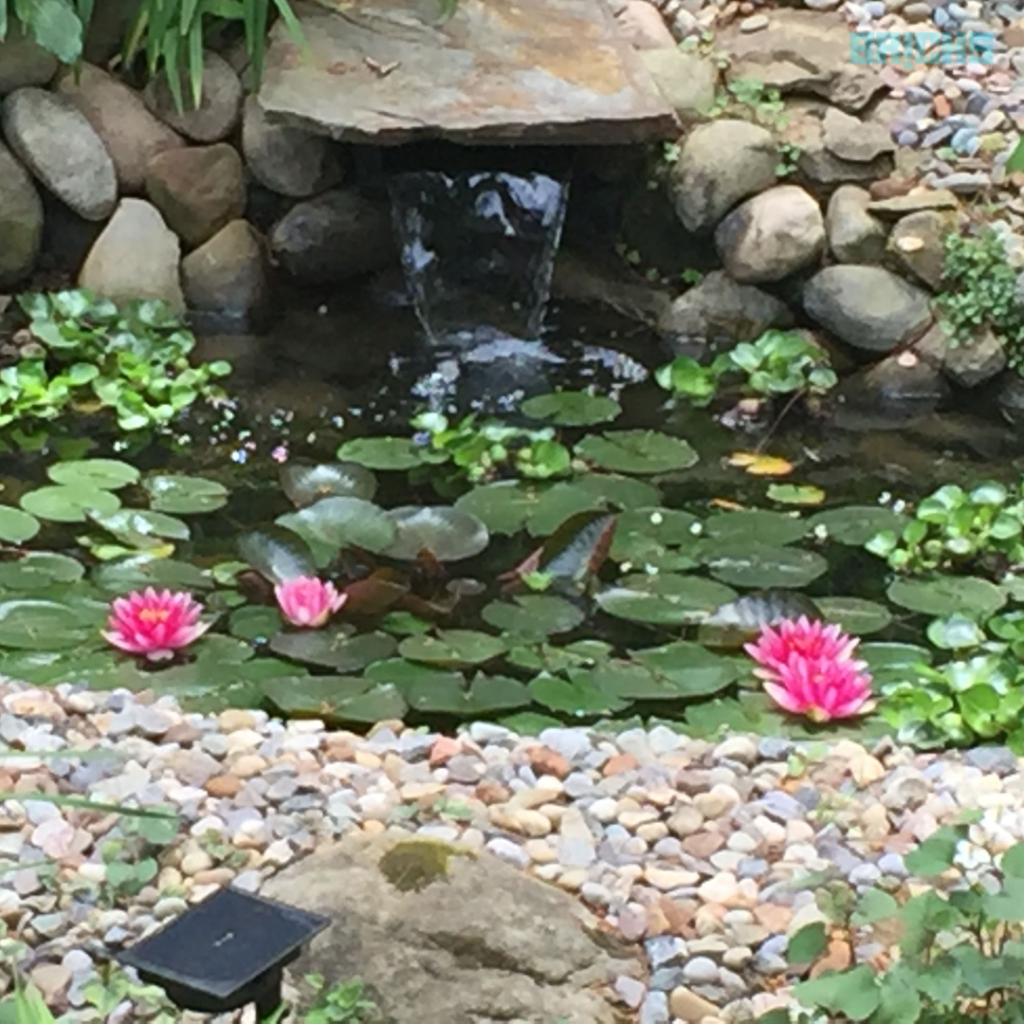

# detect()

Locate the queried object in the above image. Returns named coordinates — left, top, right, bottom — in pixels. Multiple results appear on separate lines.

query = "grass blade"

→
left=0, top=791, right=178, bottom=819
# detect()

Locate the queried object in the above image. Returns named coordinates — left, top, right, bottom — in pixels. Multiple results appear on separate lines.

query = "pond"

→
left=3, top=277, right=1024, bottom=753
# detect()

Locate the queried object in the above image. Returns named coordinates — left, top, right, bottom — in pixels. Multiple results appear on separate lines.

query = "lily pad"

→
left=596, top=574, right=736, bottom=626
left=576, top=430, right=698, bottom=475
left=90, top=509, right=190, bottom=543
left=506, top=640, right=613, bottom=673
left=767, top=484, right=825, bottom=506
left=383, top=506, right=489, bottom=562
left=528, top=672, right=631, bottom=716
left=277, top=497, right=396, bottom=556
left=144, top=474, right=229, bottom=514
left=630, top=641, right=740, bottom=697
left=280, top=462, right=378, bottom=506
left=702, top=542, right=828, bottom=589
left=571, top=474, right=660, bottom=510
left=0, top=552, right=85, bottom=590
left=859, top=642, right=932, bottom=669
left=807, top=506, right=908, bottom=546
left=21, top=485, right=121, bottom=523
left=570, top=661, right=717, bottom=702
left=525, top=484, right=606, bottom=538
left=887, top=576, right=1006, bottom=618
left=91, top=556, right=211, bottom=594
left=454, top=481, right=539, bottom=536
left=402, top=673, right=530, bottom=715
left=264, top=677, right=407, bottom=724
left=336, top=437, right=428, bottom=471
left=816, top=596, right=893, bottom=635
left=270, top=630, right=397, bottom=672
left=228, top=606, right=282, bottom=642
left=399, top=630, right=507, bottom=667
left=0, top=599, right=96, bottom=650
left=703, top=510, right=807, bottom=547
left=238, top=528, right=317, bottom=584
left=48, top=459, right=140, bottom=490
left=614, top=508, right=701, bottom=548
left=0, top=506, right=40, bottom=543
left=482, top=594, right=585, bottom=639
left=521, top=391, right=621, bottom=426
left=698, top=590, right=820, bottom=647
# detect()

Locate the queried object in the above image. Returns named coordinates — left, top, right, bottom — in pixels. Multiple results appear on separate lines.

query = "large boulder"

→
left=54, top=63, right=184, bottom=194
left=658, top=269, right=793, bottom=352
left=269, top=189, right=397, bottom=283
left=263, top=833, right=638, bottom=1024
left=0, top=25, right=58, bottom=95
left=243, top=98, right=345, bottom=198
left=145, top=144, right=246, bottom=248
left=181, top=220, right=268, bottom=323
left=826, top=185, right=887, bottom=264
left=1, top=88, right=117, bottom=221
left=888, top=209, right=955, bottom=291
left=714, top=184, right=824, bottom=284
left=0, top=142, right=43, bottom=287
left=615, top=1, right=677, bottom=48
left=913, top=320, right=1006, bottom=388
left=143, top=51, right=243, bottom=143
left=803, top=265, right=933, bottom=353
left=640, top=50, right=717, bottom=121
left=78, top=199, right=184, bottom=313
left=669, top=119, right=777, bottom=233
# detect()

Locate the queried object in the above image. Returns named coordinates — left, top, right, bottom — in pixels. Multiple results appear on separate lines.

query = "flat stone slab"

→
left=257, top=0, right=680, bottom=144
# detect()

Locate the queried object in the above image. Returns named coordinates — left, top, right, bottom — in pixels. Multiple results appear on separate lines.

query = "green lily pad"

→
left=402, top=673, right=530, bottom=715
left=280, top=462, right=378, bottom=506
left=525, top=484, right=606, bottom=538
left=20, top=485, right=121, bottom=523
left=269, top=630, right=396, bottom=672
left=887, top=576, right=1006, bottom=618
left=379, top=611, right=434, bottom=636
left=630, top=641, right=740, bottom=697
left=90, top=509, right=190, bottom=544
left=0, top=506, right=40, bottom=543
left=48, top=459, right=140, bottom=490
left=277, top=497, right=396, bottom=557
left=264, top=677, right=407, bottom=724
left=766, top=484, right=825, bottom=507
left=596, top=574, right=736, bottom=626
left=816, top=596, right=893, bottom=635
left=91, top=556, right=212, bottom=594
left=0, top=552, right=85, bottom=590
left=576, top=430, right=698, bottom=475
left=506, top=640, right=613, bottom=673
left=702, top=542, right=828, bottom=589
left=569, top=662, right=694, bottom=701
left=399, top=630, right=507, bottom=667
left=144, top=474, right=229, bottom=514
left=521, top=391, right=621, bottom=426
left=807, top=505, right=908, bottom=546
left=238, top=527, right=317, bottom=584
left=0, top=599, right=96, bottom=649
left=702, top=510, right=807, bottom=546
left=383, top=506, right=489, bottom=562
left=528, top=672, right=631, bottom=716
left=698, top=590, right=820, bottom=647
left=454, top=482, right=540, bottom=536
left=481, top=594, right=585, bottom=639
left=228, top=606, right=282, bottom=642
left=859, top=642, right=932, bottom=669
left=336, top=437, right=428, bottom=471
left=364, top=658, right=465, bottom=692
left=571, top=474, right=660, bottom=510
left=614, top=508, right=701, bottom=548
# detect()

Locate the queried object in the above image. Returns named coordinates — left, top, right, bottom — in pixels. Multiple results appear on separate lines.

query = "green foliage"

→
left=935, top=229, right=1024, bottom=370
left=0, top=0, right=91, bottom=63
left=9, top=291, right=231, bottom=437
left=770, top=831, right=1024, bottom=1024
left=776, top=141, right=802, bottom=178
left=865, top=480, right=1024, bottom=574
left=655, top=329, right=837, bottom=406
left=97, top=808, right=179, bottom=905
left=301, top=976, right=380, bottom=1024
left=709, top=77, right=789, bottom=130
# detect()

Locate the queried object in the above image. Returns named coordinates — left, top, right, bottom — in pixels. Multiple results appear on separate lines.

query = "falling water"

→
left=388, top=170, right=570, bottom=347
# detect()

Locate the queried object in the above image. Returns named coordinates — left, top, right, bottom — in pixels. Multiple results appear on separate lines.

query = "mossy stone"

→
left=378, top=838, right=474, bottom=893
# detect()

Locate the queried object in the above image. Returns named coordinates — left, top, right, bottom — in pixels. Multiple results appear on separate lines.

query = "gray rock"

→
left=269, top=189, right=397, bottom=284
left=758, top=791, right=804, bottom=822
left=640, top=990, right=671, bottom=1024
left=803, top=265, right=933, bottom=353
left=669, top=119, right=778, bottom=233
left=615, top=0, right=678, bottom=49
left=242, top=99, right=345, bottom=200
left=964, top=746, right=1018, bottom=774
left=263, top=833, right=639, bottom=1024
left=826, top=185, right=887, bottom=264
left=0, top=141, right=43, bottom=287
left=79, top=200, right=184, bottom=313
left=658, top=269, right=793, bottom=351
left=889, top=209, right=956, bottom=291
left=2, top=88, right=117, bottom=221
left=822, top=106, right=894, bottom=162
left=714, top=184, right=824, bottom=284
left=640, top=50, right=718, bottom=121
left=838, top=350, right=949, bottom=418
left=182, top=219, right=268, bottom=323
left=0, top=25, right=58, bottom=95
left=54, top=64, right=184, bottom=194
left=144, top=51, right=243, bottom=143
left=914, top=320, right=1006, bottom=388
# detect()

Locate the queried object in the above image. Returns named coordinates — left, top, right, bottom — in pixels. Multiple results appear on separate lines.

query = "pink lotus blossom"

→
left=274, top=576, right=346, bottom=628
left=104, top=588, right=209, bottom=661
left=744, top=616, right=874, bottom=723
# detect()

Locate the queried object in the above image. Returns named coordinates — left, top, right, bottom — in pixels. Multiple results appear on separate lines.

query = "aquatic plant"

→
left=745, top=617, right=874, bottom=722
left=275, top=576, right=347, bottom=628
left=104, top=587, right=209, bottom=661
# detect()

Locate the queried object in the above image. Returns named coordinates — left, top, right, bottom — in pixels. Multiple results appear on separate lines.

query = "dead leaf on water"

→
left=727, top=452, right=794, bottom=476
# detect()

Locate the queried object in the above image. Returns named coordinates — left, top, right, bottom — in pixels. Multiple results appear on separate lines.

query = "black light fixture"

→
left=116, top=886, right=329, bottom=1017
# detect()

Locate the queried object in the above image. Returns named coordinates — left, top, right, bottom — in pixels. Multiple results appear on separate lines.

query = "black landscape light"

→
left=116, top=886, right=329, bottom=1017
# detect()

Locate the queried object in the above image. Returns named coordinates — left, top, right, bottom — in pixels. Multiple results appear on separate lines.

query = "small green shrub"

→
left=935, top=229, right=1024, bottom=369
left=764, top=827, right=1024, bottom=1023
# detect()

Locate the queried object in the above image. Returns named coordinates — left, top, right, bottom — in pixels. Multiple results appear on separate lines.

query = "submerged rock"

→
left=181, top=219, right=268, bottom=324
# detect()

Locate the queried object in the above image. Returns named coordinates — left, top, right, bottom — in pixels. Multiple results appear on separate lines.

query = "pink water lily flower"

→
left=275, top=576, right=346, bottom=628
left=744, top=616, right=874, bottom=723
left=104, top=588, right=209, bottom=662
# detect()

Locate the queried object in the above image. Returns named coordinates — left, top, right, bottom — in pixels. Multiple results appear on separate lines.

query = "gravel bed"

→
left=2, top=679, right=1023, bottom=1023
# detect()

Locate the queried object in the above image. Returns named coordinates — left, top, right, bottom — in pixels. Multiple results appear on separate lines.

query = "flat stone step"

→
left=257, top=0, right=680, bottom=144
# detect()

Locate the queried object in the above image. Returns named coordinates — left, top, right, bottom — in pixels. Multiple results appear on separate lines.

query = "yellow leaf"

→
left=726, top=452, right=794, bottom=476
left=709, top=498, right=746, bottom=511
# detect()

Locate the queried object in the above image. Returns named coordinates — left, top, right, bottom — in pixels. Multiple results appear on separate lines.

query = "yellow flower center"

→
left=138, top=608, right=171, bottom=625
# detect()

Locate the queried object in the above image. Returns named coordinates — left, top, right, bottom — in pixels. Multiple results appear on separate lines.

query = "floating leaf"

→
left=336, top=437, right=428, bottom=471
left=482, top=594, right=585, bottom=639
left=91, top=556, right=211, bottom=594
left=614, top=508, right=701, bottom=549
left=264, top=677, right=407, bottom=724
left=576, top=430, right=699, bottom=475
left=767, top=483, right=825, bottom=506
left=0, top=507, right=40, bottom=544
left=816, top=596, right=893, bottom=635
left=525, top=484, right=606, bottom=538
left=0, top=552, right=85, bottom=589
left=859, top=642, right=932, bottom=669
left=887, top=576, right=1006, bottom=618
left=277, top=497, right=396, bottom=556
left=571, top=473, right=660, bottom=509
left=402, top=673, right=530, bottom=714
left=454, top=481, right=540, bottom=536
left=21, top=485, right=121, bottom=523
left=270, top=630, right=397, bottom=672
left=90, top=509, right=190, bottom=544
left=280, top=462, right=378, bottom=506
left=238, top=528, right=317, bottom=584
left=383, top=506, right=489, bottom=562
left=399, top=630, right=507, bottom=667
left=0, top=599, right=96, bottom=650
left=48, top=459, right=140, bottom=490
left=505, top=512, right=616, bottom=592
left=596, top=574, right=736, bottom=626
left=703, top=510, right=806, bottom=546
left=228, top=606, right=282, bottom=642
left=364, top=658, right=465, bottom=694
left=528, top=672, right=631, bottom=716
left=727, top=452, right=793, bottom=476
left=521, top=391, right=621, bottom=426
left=698, top=590, right=820, bottom=647
left=630, top=641, right=740, bottom=697
left=144, top=474, right=228, bottom=514
left=702, top=542, right=828, bottom=589
left=807, top=506, right=907, bottom=545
